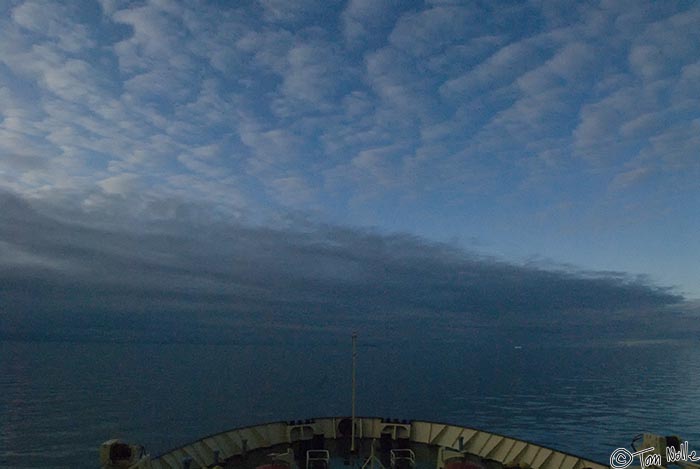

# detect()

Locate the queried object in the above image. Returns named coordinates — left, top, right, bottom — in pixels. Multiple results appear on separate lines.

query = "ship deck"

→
left=118, top=417, right=609, bottom=469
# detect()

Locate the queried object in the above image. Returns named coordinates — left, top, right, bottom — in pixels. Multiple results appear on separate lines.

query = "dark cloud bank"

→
left=0, top=192, right=696, bottom=345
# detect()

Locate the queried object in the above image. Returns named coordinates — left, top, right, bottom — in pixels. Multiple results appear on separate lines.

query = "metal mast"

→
left=351, top=331, right=357, bottom=453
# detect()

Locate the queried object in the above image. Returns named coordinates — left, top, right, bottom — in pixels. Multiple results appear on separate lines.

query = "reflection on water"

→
left=1, top=339, right=699, bottom=468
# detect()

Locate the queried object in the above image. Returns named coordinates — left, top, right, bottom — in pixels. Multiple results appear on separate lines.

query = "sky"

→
left=0, top=0, right=699, bottom=343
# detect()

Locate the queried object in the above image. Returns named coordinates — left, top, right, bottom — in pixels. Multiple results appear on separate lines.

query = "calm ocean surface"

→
left=1, top=339, right=699, bottom=468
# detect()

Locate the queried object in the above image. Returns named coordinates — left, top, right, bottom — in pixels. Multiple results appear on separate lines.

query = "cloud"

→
left=364, top=46, right=439, bottom=126
left=276, top=42, right=351, bottom=114
left=0, top=192, right=691, bottom=344
left=3, top=0, right=698, bottom=212
left=11, top=1, right=96, bottom=53
left=340, top=0, right=394, bottom=47
left=238, top=119, right=305, bottom=174
left=266, top=175, right=315, bottom=205
left=440, top=38, right=543, bottom=98
left=609, top=167, right=651, bottom=191
left=235, top=28, right=294, bottom=75
left=1, top=0, right=699, bottom=305
left=628, top=45, right=665, bottom=80
left=348, top=143, right=406, bottom=188
left=98, top=173, right=142, bottom=195
left=515, top=42, right=596, bottom=95
left=257, top=0, right=331, bottom=24
left=388, top=4, right=479, bottom=58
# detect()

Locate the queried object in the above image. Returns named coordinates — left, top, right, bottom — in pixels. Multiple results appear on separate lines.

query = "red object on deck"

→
left=256, top=464, right=289, bottom=469
left=446, top=461, right=486, bottom=469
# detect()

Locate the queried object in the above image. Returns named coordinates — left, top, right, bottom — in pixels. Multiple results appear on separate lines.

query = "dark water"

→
left=2, top=339, right=699, bottom=468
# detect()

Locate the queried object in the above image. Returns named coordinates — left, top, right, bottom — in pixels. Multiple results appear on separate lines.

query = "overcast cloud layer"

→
left=1, top=191, right=695, bottom=343
left=1, top=1, right=699, bottom=341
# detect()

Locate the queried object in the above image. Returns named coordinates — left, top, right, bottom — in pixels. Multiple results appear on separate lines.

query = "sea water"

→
left=1, top=339, right=699, bottom=468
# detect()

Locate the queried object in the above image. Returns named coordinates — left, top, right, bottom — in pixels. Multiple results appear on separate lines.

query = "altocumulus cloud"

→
left=1, top=0, right=699, bottom=302
left=0, top=192, right=693, bottom=344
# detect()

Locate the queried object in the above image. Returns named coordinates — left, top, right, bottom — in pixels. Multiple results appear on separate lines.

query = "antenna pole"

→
left=351, top=331, right=357, bottom=453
